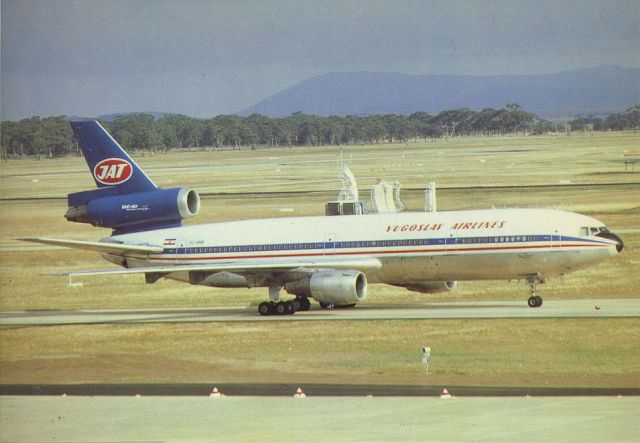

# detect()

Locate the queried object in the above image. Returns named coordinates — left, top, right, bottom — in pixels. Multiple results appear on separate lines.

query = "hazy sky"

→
left=2, top=0, right=639, bottom=120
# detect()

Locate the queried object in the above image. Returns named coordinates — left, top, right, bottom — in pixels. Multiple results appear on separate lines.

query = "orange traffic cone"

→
left=293, top=387, right=306, bottom=398
left=440, top=388, right=452, bottom=399
left=209, top=387, right=224, bottom=397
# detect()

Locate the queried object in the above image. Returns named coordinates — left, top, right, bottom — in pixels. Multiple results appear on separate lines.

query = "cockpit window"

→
left=581, top=226, right=610, bottom=237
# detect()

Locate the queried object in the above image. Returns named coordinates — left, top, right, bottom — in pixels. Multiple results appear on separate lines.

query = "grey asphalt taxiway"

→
left=2, top=396, right=638, bottom=442
left=1, top=298, right=638, bottom=326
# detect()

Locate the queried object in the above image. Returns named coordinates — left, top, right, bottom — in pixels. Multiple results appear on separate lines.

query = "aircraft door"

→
left=175, top=239, right=186, bottom=264
left=324, top=233, right=336, bottom=255
left=445, top=231, right=458, bottom=253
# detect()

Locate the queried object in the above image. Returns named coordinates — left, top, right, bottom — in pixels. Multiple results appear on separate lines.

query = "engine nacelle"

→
left=403, top=281, right=457, bottom=294
left=285, top=270, right=367, bottom=306
left=65, top=187, right=200, bottom=234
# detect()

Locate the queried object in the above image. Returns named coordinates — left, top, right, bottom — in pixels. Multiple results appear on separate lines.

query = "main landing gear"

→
left=526, top=276, right=544, bottom=308
left=258, top=297, right=311, bottom=316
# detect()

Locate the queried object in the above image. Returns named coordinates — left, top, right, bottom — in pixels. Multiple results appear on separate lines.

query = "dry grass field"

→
left=1, top=131, right=638, bottom=387
left=1, top=319, right=638, bottom=388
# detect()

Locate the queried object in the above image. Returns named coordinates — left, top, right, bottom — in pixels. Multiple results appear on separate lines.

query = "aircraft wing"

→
left=20, top=237, right=164, bottom=255
left=54, top=256, right=382, bottom=277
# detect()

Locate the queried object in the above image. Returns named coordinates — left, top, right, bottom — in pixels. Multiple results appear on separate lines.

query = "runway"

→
left=1, top=298, right=638, bottom=326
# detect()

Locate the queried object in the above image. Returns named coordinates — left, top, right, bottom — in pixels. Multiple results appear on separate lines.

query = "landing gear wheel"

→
left=285, top=301, right=296, bottom=314
left=273, top=301, right=296, bottom=315
left=275, top=302, right=288, bottom=315
left=527, top=295, right=543, bottom=308
left=526, top=276, right=544, bottom=308
left=294, top=297, right=310, bottom=311
left=258, top=302, right=272, bottom=316
left=298, top=297, right=311, bottom=311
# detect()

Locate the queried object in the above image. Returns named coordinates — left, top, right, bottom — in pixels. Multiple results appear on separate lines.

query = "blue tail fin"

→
left=66, top=119, right=200, bottom=235
left=70, top=119, right=157, bottom=194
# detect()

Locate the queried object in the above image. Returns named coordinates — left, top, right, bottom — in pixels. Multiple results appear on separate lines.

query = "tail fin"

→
left=66, top=120, right=200, bottom=234
left=70, top=119, right=156, bottom=194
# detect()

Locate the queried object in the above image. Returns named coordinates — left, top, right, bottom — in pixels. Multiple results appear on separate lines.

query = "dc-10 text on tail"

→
left=24, top=120, right=624, bottom=315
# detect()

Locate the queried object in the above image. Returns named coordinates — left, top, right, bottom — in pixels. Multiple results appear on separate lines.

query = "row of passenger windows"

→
left=184, top=243, right=319, bottom=254
left=338, top=239, right=439, bottom=248
left=458, top=235, right=540, bottom=244
left=178, top=236, right=547, bottom=254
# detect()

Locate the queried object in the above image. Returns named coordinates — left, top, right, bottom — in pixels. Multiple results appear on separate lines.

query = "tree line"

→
left=1, top=105, right=639, bottom=158
left=568, top=105, right=640, bottom=131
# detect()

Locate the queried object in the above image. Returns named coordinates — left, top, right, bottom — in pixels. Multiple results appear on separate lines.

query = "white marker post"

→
left=422, top=346, right=431, bottom=373
left=424, top=182, right=436, bottom=212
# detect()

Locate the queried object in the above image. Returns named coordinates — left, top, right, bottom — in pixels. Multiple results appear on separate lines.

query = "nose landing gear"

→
left=526, top=276, right=544, bottom=308
left=527, top=295, right=543, bottom=308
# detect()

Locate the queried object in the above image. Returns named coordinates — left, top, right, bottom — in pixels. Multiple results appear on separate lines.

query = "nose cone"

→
left=597, top=232, right=624, bottom=253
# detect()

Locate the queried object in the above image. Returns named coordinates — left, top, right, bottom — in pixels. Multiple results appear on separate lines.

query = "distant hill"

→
left=240, top=66, right=640, bottom=119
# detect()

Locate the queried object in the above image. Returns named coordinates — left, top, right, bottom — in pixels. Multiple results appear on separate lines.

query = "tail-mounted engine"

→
left=65, top=187, right=200, bottom=234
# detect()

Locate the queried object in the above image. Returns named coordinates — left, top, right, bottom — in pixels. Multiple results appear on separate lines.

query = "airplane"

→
left=23, top=120, right=624, bottom=315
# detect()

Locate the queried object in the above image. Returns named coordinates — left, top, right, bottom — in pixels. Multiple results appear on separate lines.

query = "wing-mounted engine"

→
left=285, top=270, right=367, bottom=306
left=401, top=281, right=457, bottom=294
left=65, top=187, right=200, bottom=234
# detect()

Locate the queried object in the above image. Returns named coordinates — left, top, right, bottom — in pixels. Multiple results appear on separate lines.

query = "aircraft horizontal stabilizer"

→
left=51, top=256, right=383, bottom=277
left=19, top=237, right=164, bottom=255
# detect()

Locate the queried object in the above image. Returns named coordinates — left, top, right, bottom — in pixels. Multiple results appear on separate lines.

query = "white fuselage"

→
left=109, top=208, right=619, bottom=287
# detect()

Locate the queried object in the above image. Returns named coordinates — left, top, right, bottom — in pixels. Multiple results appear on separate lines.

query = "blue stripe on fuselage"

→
left=158, top=234, right=610, bottom=256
